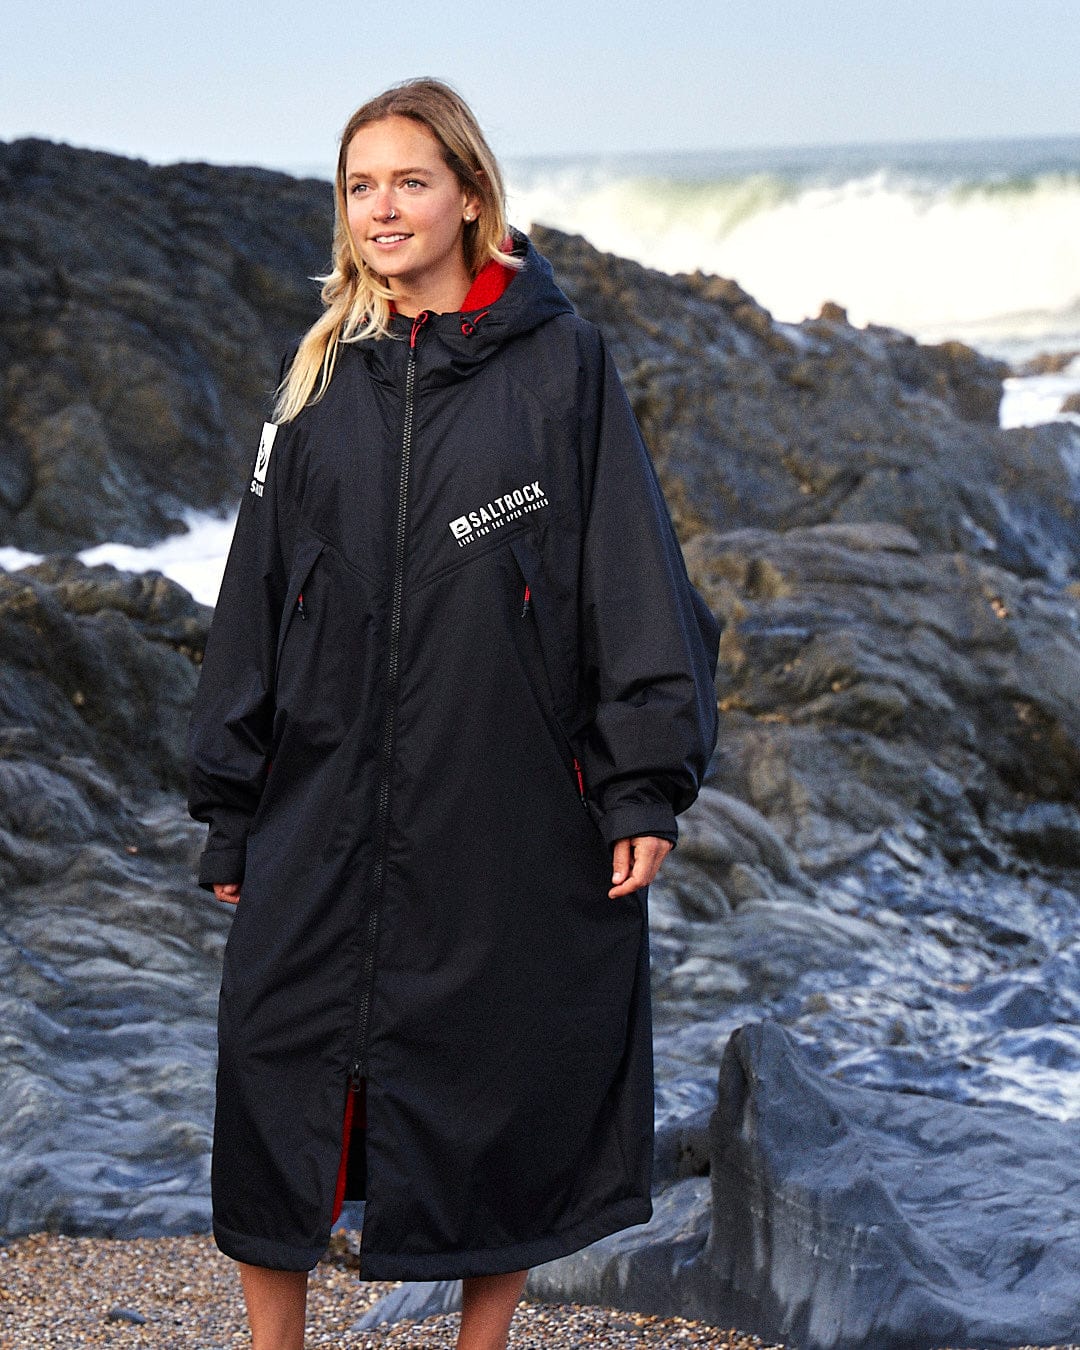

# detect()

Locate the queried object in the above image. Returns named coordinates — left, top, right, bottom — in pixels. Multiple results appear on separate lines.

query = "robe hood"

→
left=363, top=227, right=576, bottom=388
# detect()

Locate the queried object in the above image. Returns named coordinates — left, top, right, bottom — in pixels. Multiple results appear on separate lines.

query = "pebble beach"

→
left=3, top=1232, right=1076, bottom=1350
left=0, top=1231, right=779, bottom=1349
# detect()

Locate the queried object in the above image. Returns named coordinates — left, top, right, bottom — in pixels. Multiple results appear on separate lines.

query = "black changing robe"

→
left=187, top=229, right=720, bottom=1279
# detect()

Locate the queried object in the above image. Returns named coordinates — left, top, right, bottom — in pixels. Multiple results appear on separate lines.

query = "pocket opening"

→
left=274, top=537, right=327, bottom=686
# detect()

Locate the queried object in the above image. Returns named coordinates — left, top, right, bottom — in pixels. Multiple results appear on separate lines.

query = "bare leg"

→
left=237, top=1261, right=308, bottom=1350
left=457, top=1268, right=528, bottom=1350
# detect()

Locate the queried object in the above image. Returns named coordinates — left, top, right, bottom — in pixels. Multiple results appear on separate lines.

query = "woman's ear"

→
left=463, top=168, right=486, bottom=224
left=463, top=190, right=482, bottom=224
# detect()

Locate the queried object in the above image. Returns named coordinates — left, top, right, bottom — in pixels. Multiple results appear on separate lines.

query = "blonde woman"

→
left=188, top=77, right=720, bottom=1350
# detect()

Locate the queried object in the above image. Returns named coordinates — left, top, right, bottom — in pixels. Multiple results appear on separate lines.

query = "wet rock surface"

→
left=1, top=143, right=1079, bottom=1347
left=531, top=1023, right=1080, bottom=1350
left=0, top=558, right=221, bottom=1237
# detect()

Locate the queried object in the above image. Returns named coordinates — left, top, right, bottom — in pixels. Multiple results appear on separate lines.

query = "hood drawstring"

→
left=460, top=310, right=489, bottom=338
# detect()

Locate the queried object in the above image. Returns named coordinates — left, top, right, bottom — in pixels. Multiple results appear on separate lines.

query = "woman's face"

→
left=344, top=115, right=481, bottom=312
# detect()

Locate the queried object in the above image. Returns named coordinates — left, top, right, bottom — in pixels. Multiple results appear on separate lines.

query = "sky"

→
left=3, top=0, right=1080, bottom=171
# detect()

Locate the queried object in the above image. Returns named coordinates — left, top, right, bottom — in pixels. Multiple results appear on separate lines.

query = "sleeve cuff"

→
left=196, top=846, right=247, bottom=893
left=590, top=800, right=679, bottom=849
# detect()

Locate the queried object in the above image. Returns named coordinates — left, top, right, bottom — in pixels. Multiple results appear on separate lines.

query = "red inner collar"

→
left=389, top=236, right=515, bottom=316
left=460, top=249, right=515, bottom=310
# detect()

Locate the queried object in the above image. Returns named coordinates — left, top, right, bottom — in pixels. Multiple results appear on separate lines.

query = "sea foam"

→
left=505, top=136, right=1080, bottom=363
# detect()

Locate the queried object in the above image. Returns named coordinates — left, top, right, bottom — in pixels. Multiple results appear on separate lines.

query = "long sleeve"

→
left=187, top=413, right=293, bottom=892
left=576, top=329, right=721, bottom=849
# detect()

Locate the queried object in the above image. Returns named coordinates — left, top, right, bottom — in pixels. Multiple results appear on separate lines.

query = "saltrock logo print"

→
left=250, top=422, right=278, bottom=497
left=448, top=481, right=549, bottom=546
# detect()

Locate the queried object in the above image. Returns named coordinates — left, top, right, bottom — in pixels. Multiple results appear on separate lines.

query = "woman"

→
left=188, top=78, right=720, bottom=1350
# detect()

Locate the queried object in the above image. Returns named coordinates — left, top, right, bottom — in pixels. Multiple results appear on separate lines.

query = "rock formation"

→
left=0, top=139, right=328, bottom=550
left=528, top=1023, right=1080, bottom=1350
left=0, top=559, right=221, bottom=1237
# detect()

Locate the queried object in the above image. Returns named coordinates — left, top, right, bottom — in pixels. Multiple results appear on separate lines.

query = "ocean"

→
left=505, top=133, right=1080, bottom=365
left=1, top=133, right=1077, bottom=599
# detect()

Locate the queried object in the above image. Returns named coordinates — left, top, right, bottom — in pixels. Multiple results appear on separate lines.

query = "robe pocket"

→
left=507, top=532, right=604, bottom=841
left=274, top=533, right=327, bottom=687
left=507, top=532, right=578, bottom=725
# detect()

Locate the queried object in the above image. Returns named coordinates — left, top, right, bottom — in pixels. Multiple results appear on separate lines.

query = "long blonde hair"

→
left=274, top=78, right=519, bottom=423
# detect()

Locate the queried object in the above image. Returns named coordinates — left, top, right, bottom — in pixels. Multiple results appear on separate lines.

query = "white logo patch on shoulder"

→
left=250, top=422, right=278, bottom=496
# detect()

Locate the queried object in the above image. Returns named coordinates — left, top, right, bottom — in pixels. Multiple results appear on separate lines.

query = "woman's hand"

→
left=609, top=835, right=673, bottom=898
left=213, top=882, right=241, bottom=905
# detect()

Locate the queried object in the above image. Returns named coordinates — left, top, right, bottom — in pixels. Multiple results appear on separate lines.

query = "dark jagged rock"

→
left=1017, top=349, right=1080, bottom=376
left=681, top=520, right=1080, bottom=869
left=528, top=1022, right=1080, bottom=1350
left=533, top=226, right=1079, bottom=583
left=0, top=138, right=329, bottom=550
left=0, top=557, right=210, bottom=796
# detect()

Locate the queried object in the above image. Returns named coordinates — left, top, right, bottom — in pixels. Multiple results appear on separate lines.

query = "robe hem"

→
left=355, top=1193, right=653, bottom=1280
left=213, top=1219, right=327, bottom=1272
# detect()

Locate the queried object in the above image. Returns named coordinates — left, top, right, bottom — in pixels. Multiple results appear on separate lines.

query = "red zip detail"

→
left=520, top=582, right=531, bottom=617
left=410, top=310, right=430, bottom=348
left=573, top=756, right=585, bottom=800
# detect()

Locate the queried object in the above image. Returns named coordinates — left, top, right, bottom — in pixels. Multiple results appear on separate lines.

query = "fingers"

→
left=608, top=836, right=673, bottom=898
left=610, top=838, right=632, bottom=887
left=214, top=882, right=241, bottom=905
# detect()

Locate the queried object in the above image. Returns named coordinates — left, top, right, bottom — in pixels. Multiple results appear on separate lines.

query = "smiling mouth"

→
left=372, top=233, right=411, bottom=244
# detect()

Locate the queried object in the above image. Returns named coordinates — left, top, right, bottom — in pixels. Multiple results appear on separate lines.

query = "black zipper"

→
left=349, top=310, right=429, bottom=1088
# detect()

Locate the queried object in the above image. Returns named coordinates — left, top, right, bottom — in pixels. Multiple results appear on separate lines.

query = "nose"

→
left=372, top=188, right=397, bottom=220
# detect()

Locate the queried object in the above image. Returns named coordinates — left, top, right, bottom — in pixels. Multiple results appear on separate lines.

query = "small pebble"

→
left=106, top=1306, right=148, bottom=1325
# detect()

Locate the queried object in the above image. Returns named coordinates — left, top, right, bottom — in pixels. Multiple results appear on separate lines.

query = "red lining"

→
left=460, top=242, right=516, bottom=311
left=331, top=1078, right=368, bottom=1224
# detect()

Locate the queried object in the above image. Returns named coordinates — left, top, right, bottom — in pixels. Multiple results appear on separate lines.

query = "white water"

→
left=0, top=507, right=236, bottom=607
left=509, top=167, right=1080, bottom=357
left=506, top=137, right=1080, bottom=364
left=1000, top=355, right=1080, bottom=429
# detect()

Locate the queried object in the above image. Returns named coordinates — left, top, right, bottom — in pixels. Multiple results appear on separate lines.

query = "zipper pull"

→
left=409, top=310, right=430, bottom=349
left=348, top=1063, right=364, bottom=1091
left=573, top=756, right=587, bottom=806
left=520, top=583, right=531, bottom=618
left=296, top=591, right=307, bottom=620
